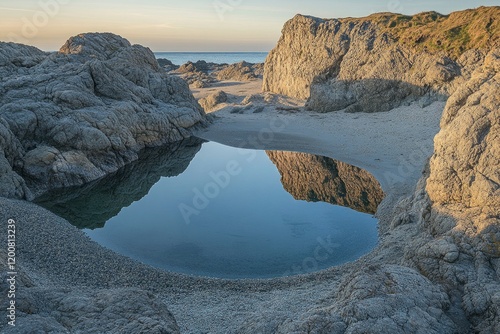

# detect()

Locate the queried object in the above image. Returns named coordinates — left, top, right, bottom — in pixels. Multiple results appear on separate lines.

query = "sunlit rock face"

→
left=267, top=151, right=384, bottom=214
left=263, top=7, right=500, bottom=113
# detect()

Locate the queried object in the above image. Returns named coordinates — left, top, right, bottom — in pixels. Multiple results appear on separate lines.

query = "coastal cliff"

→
left=0, top=33, right=206, bottom=199
left=267, top=151, right=384, bottom=214
left=263, top=6, right=500, bottom=112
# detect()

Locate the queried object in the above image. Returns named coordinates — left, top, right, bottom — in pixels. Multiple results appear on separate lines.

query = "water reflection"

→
left=267, top=151, right=384, bottom=214
left=34, top=140, right=385, bottom=278
left=35, top=138, right=203, bottom=229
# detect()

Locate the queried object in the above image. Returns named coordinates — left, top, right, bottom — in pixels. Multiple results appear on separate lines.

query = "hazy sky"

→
left=0, top=1, right=497, bottom=51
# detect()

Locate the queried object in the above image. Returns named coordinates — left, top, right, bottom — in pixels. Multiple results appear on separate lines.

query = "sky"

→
left=0, top=0, right=498, bottom=51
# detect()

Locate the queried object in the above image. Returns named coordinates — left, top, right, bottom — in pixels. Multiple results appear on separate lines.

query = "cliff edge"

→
left=263, top=6, right=500, bottom=113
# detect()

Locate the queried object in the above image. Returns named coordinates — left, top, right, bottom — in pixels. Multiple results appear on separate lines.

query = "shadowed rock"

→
left=0, top=250, right=180, bottom=334
left=35, top=138, right=203, bottom=229
left=267, top=151, right=384, bottom=214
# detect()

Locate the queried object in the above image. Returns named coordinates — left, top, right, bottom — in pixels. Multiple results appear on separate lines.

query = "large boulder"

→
left=263, top=7, right=500, bottom=112
left=198, top=90, right=228, bottom=112
left=0, top=33, right=206, bottom=198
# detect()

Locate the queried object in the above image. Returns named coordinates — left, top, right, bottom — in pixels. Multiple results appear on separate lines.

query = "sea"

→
left=153, top=52, right=268, bottom=65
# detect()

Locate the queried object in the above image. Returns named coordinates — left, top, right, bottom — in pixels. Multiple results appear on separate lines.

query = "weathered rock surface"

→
left=413, top=48, right=499, bottom=333
left=240, top=265, right=456, bottom=333
left=171, top=60, right=264, bottom=89
left=0, top=251, right=180, bottom=334
left=427, top=49, right=500, bottom=211
left=157, top=58, right=179, bottom=72
left=263, top=7, right=500, bottom=112
left=216, top=61, right=261, bottom=81
left=198, top=90, right=228, bottom=112
left=0, top=33, right=206, bottom=199
left=267, top=151, right=384, bottom=214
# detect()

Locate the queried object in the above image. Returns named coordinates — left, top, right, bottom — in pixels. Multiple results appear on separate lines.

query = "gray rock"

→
left=0, top=33, right=206, bottom=198
left=198, top=90, right=228, bottom=112
left=398, top=48, right=500, bottom=333
left=243, top=265, right=456, bottom=334
left=216, top=61, right=261, bottom=81
left=267, top=151, right=385, bottom=214
left=157, top=58, right=179, bottom=71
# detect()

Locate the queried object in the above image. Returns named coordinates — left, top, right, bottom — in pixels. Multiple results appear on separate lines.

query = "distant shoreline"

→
left=154, top=51, right=268, bottom=66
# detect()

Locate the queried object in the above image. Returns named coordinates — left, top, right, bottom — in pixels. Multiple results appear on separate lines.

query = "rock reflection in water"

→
left=35, top=138, right=203, bottom=229
left=267, top=151, right=384, bottom=214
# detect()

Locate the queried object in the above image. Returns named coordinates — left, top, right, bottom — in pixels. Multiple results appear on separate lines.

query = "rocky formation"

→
left=263, top=7, right=500, bottom=112
left=408, top=48, right=499, bottom=333
left=0, top=33, right=206, bottom=199
left=157, top=58, right=179, bottom=72
left=174, top=60, right=220, bottom=87
left=267, top=151, right=384, bottom=214
left=216, top=61, right=262, bottom=81
left=198, top=90, right=228, bottom=112
left=172, top=60, right=263, bottom=89
left=35, top=138, right=203, bottom=229
left=0, top=250, right=180, bottom=334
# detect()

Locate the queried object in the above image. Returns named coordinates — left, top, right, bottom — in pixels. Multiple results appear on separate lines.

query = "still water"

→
left=37, top=140, right=384, bottom=279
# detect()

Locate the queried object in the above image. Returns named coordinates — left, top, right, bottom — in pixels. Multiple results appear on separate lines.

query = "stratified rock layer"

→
left=0, top=33, right=206, bottom=199
left=267, top=151, right=384, bottom=214
left=263, top=7, right=500, bottom=113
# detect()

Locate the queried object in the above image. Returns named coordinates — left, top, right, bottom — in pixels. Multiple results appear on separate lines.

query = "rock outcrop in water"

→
left=0, top=33, right=206, bottom=199
left=267, top=151, right=384, bottom=214
left=263, top=7, right=500, bottom=112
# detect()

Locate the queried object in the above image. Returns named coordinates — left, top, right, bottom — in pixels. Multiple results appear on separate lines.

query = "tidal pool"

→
left=37, top=139, right=384, bottom=279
